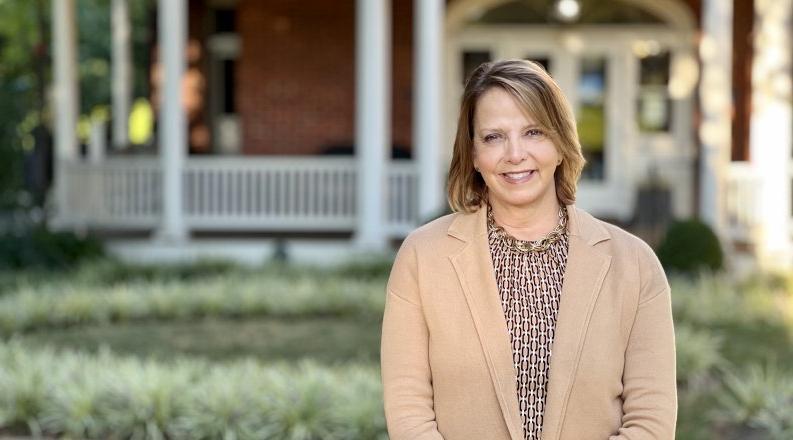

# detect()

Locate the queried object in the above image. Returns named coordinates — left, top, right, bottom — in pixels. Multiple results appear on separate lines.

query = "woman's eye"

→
left=483, top=134, right=500, bottom=143
left=525, top=128, right=544, bottom=137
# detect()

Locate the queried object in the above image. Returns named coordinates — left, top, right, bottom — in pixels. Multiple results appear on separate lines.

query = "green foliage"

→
left=675, top=323, right=724, bottom=388
left=0, top=227, right=104, bottom=270
left=0, top=0, right=46, bottom=205
left=714, top=364, right=793, bottom=440
left=657, top=219, right=724, bottom=273
left=79, top=258, right=242, bottom=284
left=0, top=341, right=386, bottom=439
left=0, top=0, right=153, bottom=207
left=332, top=258, right=393, bottom=280
left=670, top=273, right=790, bottom=327
left=0, top=267, right=385, bottom=335
left=2, top=260, right=792, bottom=439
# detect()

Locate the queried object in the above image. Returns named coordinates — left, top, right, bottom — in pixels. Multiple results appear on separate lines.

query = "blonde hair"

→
left=447, top=59, right=586, bottom=212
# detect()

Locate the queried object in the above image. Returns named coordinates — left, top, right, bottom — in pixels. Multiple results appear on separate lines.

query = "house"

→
left=50, top=0, right=792, bottom=270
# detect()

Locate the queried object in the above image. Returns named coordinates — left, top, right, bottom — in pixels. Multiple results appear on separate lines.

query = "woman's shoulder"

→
left=574, top=206, right=656, bottom=257
left=574, top=206, right=669, bottom=294
left=402, top=211, right=467, bottom=246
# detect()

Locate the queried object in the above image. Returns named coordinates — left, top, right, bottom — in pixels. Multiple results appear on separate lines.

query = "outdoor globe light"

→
left=554, top=0, right=581, bottom=23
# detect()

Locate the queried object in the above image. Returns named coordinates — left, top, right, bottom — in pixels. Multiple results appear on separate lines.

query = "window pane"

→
left=223, top=60, right=236, bottom=114
left=578, top=57, right=607, bottom=181
left=462, top=51, right=491, bottom=85
left=637, top=51, right=671, bottom=132
left=215, top=9, right=236, bottom=33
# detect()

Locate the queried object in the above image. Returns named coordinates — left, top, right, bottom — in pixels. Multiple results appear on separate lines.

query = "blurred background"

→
left=0, top=0, right=791, bottom=439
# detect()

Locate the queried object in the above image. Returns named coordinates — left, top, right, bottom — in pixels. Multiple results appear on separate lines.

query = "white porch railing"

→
left=59, top=156, right=419, bottom=237
left=725, top=161, right=761, bottom=243
left=60, top=158, right=161, bottom=228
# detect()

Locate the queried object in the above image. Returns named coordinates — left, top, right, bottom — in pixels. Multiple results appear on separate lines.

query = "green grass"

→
left=16, top=316, right=382, bottom=365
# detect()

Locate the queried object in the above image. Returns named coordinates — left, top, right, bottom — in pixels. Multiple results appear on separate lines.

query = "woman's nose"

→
left=505, top=137, right=527, bottom=163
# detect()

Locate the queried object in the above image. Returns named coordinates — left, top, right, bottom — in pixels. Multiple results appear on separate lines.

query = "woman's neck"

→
left=488, top=196, right=562, bottom=241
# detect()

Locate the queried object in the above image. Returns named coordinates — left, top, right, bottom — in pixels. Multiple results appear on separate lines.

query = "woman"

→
left=381, top=60, right=676, bottom=440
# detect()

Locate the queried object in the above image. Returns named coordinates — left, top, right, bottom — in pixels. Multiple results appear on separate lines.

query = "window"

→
left=523, top=56, right=551, bottom=75
left=462, top=51, right=492, bottom=84
left=637, top=50, right=671, bottom=132
left=222, top=59, right=236, bottom=114
left=214, top=9, right=236, bottom=33
left=578, top=57, right=607, bottom=180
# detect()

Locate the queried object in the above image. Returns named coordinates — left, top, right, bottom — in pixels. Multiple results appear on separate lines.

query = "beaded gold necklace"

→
left=487, top=203, right=568, bottom=253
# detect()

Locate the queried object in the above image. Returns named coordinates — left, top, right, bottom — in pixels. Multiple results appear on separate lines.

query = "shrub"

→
left=657, top=219, right=723, bottom=273
left=0, top=227, right=104, bottom=270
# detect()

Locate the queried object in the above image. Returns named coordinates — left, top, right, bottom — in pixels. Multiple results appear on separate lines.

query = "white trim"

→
left=207, top=33, right=241, bottom=154
left=207, top=34, right=240, bottom=58
left=445, top=0, right=696, bottom=34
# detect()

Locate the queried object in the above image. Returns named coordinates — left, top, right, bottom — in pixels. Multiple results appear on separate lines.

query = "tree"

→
left=0, top=0, right=153, bottom=212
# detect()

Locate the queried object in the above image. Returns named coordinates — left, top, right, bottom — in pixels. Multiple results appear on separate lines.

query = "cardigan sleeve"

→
left=381, top=239, right=445, bottom=440
left=609, top=244, right=678, bottom=440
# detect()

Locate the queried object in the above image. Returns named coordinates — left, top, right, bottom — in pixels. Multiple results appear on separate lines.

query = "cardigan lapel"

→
left=448, top=207, right=524, bottom=440
left=540, top=205, right=612, bottom=440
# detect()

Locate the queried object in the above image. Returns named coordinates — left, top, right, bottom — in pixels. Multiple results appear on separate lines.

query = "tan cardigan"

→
left=381, top=205, right=676, bottom=440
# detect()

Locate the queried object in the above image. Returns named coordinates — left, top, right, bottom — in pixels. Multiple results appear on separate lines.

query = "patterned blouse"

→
left=487, top=206, right=570, bottom=440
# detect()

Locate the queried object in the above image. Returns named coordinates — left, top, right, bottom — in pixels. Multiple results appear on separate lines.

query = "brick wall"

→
left=237, top=0, right=413, bottom=156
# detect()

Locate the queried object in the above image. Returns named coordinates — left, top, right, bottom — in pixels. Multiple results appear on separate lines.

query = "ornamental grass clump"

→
left=670, top=273, right=781, bottom=326
left=258, top=364, right=341, bottom=439
left=38, top=356, right=111, bottom=438
left=714, top=363, right=793, bottom=440
left=674, top=323, right=724, bottom=389
left=0, top=342, right=386, bottom=439
left=0, top=271, right=386, bottom=336
left=330, top=365, right=388, bottom=440
left=0, top=342, right=50, bottom=436
left=100, top=358, right=197, bottom=439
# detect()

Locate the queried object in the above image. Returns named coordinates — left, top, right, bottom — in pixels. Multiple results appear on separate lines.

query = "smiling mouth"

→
left=500, top=170, right=537, bottom=182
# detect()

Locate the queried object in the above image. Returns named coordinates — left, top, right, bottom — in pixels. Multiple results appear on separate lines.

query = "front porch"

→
left=48, top=0, right=793, bottom=269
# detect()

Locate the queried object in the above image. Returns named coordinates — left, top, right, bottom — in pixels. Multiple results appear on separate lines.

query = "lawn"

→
left=17, top=316, right=382, bottom=364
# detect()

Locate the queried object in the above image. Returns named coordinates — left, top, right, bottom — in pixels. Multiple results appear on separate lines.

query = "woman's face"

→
left=472, top=87, right=561, bottom=212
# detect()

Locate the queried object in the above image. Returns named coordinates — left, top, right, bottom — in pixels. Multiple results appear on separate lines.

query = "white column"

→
left=354, top=0, right=391, bottom=251
left=112, top=0, right=132, bottom=150
left=698, top=0, right=732, bottom=235
left=751, top=0, right=793, bottom=269
left=156, top=0, right=188, bottom=243
left=52, top=0, right=79, bottom=221
left=53, top=0, right=79, bottom=162
left=414, top=0, right=445, bottom=222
